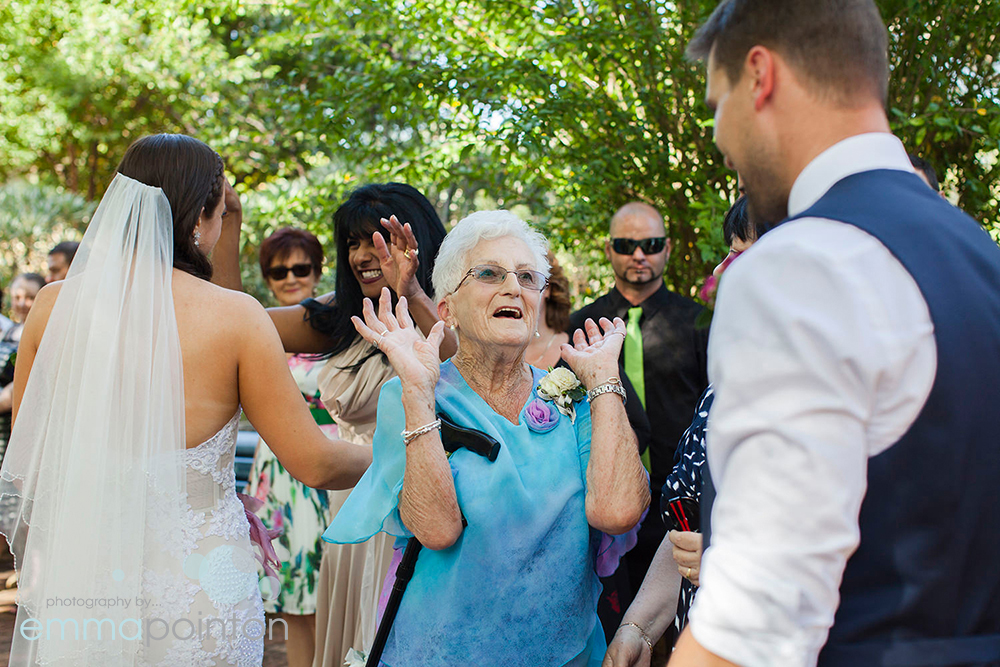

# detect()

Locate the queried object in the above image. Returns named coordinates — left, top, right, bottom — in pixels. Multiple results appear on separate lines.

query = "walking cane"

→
left=365, top=413, right=501, bottom=666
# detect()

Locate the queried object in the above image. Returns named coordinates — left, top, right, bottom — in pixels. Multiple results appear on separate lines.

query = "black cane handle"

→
left=438, top=412, right=501, bottom=461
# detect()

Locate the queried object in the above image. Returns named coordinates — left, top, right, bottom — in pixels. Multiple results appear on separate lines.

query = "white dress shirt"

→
left=688, top=133, right=937, bottom=667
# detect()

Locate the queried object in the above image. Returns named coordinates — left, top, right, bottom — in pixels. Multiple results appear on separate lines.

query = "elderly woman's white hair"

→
left=432, top=210, right=550, bottom=299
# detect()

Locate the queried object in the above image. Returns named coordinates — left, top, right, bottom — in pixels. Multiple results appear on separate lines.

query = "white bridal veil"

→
left=0, top=173, right=188, bottom=665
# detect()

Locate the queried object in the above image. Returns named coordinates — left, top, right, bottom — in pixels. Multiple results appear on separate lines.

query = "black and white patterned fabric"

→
left=660, top=384, right=713, bottom=633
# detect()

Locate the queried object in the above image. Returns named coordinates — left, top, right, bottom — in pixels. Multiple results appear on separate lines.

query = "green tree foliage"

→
left=882, top=0, right=1000, bottom=224
left=235, top=0, right=736, bottom=298
left=2, top=0, right=998, bottom=303
left=1, top=0, right=250, bottom=197
left=0, top=180, right=94, bottom=293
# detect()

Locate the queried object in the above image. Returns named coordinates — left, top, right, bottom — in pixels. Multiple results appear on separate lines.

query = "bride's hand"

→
left=222, top=179, right=242, bottom=226
left=352, top=287, right=445, bottom=397
left=374, top=215, right=422, bottom=299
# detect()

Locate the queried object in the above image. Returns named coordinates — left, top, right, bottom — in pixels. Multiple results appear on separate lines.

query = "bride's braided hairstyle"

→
left=117, top=134, right=224, bottom=281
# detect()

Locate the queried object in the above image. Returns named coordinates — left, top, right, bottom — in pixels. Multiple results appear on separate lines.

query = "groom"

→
left=669, top=1, right=1000, bottom=666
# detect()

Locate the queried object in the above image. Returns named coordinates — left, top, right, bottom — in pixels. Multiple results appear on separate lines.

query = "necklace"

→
left=526, top=331, right=559, bottom=367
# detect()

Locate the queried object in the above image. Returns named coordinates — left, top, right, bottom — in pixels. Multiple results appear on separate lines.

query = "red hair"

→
left=259, top=227, right=324, bottom=277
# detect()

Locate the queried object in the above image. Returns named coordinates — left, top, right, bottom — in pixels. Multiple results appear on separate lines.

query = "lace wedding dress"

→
left=0, top=173, right=273, bottom=667
left=141, top=412, right=265, bottom=666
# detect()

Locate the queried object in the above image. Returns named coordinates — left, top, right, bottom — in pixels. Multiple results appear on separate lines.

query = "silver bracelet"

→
left=586, top=377, right=627, bottom=405
left=401, top=419, right=441, bottom=445
left=618, top=622, right=653, bottom=653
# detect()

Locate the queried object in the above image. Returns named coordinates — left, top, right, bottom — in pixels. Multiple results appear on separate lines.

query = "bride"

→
left=0, top=134, right=371, bottom=666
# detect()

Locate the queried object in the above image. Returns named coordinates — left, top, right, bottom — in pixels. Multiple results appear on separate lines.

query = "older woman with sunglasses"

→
left=325, top=211, right=649, bottom=666
left=247, top=227, right=338, bottom=667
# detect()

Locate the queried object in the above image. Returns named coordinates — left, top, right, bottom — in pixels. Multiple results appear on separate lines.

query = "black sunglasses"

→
left=610, top=237, right=667, bottom=255
left=264, top=263, right=314, bottom=281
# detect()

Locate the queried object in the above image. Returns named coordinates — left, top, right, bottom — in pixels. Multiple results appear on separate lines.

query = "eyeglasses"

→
left=455, top=264, right=548, bottom=292
left=610, top=237, right=667, bottom=255
left=264, top=263, right=314, bottom=281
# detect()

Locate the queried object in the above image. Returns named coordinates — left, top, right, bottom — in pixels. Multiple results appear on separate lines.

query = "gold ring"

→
left=686, top=567, right=693, bottom=578
left=404, top=248, right=417, bottom=259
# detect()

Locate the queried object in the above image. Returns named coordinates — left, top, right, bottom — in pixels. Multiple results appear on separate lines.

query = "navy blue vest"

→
left=704, top=169, right=1000, bottom=666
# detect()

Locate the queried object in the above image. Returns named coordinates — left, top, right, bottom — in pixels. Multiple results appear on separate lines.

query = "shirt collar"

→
left=787, top=132, right=915, bottom=217
left=609, top=282, right=669, bottom=315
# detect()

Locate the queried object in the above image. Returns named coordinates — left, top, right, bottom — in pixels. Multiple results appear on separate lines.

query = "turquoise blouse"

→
left=324, top=360, right=632, bottom=666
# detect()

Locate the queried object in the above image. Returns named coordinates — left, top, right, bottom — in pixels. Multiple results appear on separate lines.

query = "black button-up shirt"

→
left=570, top=283, right=709, bottom=494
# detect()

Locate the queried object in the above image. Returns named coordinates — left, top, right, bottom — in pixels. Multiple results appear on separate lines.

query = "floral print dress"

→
left=246, top=355, right=338, bottom=615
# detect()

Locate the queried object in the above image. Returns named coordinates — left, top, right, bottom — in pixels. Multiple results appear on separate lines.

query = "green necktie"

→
left=624, top=306, right=651, bottom=472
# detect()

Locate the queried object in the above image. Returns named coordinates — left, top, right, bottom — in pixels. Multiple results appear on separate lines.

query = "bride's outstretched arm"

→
left=266, top=295, right=335, bottom=355
left=238, top=299, right=372, bottom=490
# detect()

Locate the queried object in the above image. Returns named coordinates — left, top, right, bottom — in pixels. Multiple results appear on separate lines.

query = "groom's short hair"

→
left=687, top=0, right=889, bottom=107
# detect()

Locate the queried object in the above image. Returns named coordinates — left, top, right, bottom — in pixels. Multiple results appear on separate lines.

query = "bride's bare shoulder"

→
left=32, top=281, right=62, bottom=307
left=20, top=281, right=62, bottom=336
left=172, top=271, right=273, bottom=337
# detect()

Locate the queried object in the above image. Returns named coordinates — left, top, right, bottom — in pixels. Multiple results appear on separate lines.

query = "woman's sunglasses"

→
left=264, top=263, right=314, bottom=281
left=456, top=264, right=548, bottom=292
left=610, top=237, right=667, bottom=255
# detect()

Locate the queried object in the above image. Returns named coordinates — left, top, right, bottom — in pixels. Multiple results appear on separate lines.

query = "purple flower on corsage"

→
left=525, top=397, right=560, bottom=433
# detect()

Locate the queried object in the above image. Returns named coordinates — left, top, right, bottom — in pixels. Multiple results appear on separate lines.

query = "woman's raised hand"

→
left=352, top=287, right=445, bottom=397
left=560, top=317, right=627, bottom=389
left=669, top=530, right=703, bottom=587
left=374, top=215, right=422, bottom=299
left=222, top=178, right=242, bottom=223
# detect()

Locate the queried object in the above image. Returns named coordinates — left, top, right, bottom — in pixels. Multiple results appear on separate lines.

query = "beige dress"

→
left=312, top=339, right=397, bottom=667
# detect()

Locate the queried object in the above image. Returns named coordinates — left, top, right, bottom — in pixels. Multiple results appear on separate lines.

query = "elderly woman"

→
left=325, top=211, right=649, bottom=666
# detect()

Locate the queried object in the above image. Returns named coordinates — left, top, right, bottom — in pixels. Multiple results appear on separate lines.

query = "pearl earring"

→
left=534, top=330, right=541, bottom=338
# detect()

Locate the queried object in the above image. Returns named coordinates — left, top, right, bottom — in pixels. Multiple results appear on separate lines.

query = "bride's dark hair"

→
left=116, top=134, right=224, bottom=280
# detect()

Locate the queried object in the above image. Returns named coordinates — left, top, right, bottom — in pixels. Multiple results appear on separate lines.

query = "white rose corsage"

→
left=536, top=367, right=587, bottom=423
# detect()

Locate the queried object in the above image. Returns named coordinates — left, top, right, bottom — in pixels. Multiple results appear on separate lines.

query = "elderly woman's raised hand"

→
left=352, top=287, right=446, bottom=397
left=374, top=215, right=422, bottom=299
left=561, top=317, right=627, bottom=389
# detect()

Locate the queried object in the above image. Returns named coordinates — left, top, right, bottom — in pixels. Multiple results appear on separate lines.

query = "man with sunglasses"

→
left=570, top=202, right=709, bottom=649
